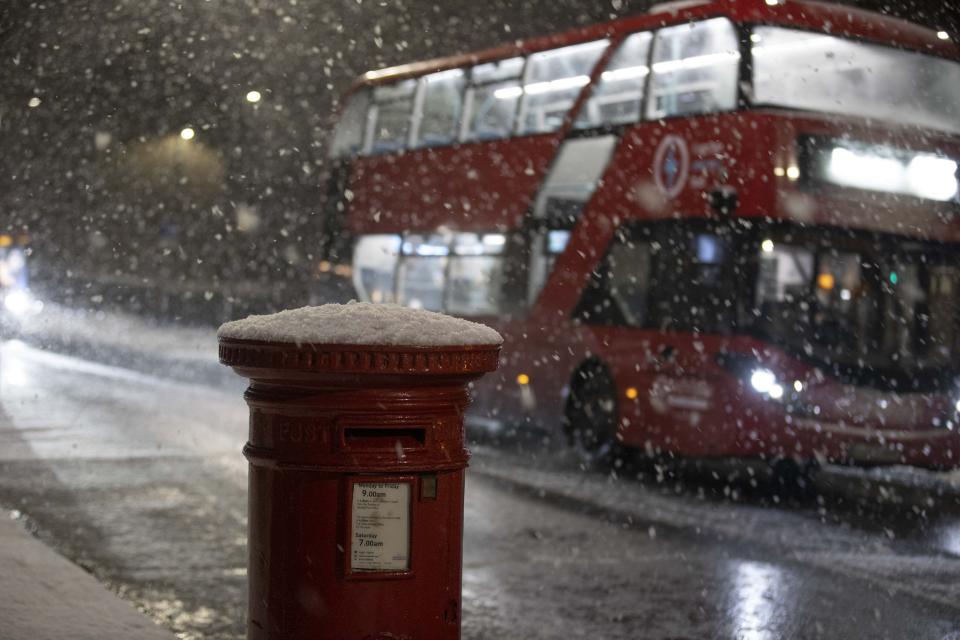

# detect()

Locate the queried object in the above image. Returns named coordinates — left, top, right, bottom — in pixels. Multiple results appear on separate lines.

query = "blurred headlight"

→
left=750, top=368, right=784, bottom=400
left=4, top=290, right=32, bottom=316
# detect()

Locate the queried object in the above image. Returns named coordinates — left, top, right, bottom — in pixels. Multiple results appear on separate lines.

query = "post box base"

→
left=247, top=465, right=465, bottom=640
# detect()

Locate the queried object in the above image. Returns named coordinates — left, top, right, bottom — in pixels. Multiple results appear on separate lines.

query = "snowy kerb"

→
left=217, top=301, right=503, bottom=347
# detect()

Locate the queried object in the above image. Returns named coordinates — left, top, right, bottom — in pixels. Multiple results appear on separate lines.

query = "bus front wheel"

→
left=564, top=362, right=619, bottom=459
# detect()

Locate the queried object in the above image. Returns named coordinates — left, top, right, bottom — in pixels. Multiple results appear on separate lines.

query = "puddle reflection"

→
left=728, top=560, right=787, bottom=640
left=935, top=521, right=960, bottom=557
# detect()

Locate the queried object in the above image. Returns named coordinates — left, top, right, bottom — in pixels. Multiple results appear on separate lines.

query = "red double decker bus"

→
left=324, top=0, right=960, bottom=469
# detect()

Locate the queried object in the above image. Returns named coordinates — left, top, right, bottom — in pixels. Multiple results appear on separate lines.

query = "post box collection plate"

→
left=350, top=480, right=412, bottom=573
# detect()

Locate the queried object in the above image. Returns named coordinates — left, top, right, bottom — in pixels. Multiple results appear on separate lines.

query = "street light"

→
left=180, top=127, right=195, bottom=141
left=245, top=90, right=262, bottom=104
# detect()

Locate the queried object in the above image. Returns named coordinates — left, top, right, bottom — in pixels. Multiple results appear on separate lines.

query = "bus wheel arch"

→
left=563, top=358, right=620, bottom=457
left=769, top=455, right=818, bottom=500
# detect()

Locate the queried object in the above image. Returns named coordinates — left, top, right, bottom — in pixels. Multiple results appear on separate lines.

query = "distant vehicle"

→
left=0, top=233, right=40, bottom=333
left=325, top=0, right=960, bottom=469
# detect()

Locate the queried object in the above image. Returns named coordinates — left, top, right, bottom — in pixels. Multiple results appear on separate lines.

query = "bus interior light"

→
left=696, top=234, right=723, bottom=263
left=523, top=75, right=591, bottom=96
left=493, top=86, right=524, bottom=100
left=412, top=243, right=449, bottom=257
left=601, top=65, right=650, bottom=82
left=651, top=51, right=740, bottom=74
left=454, top=235, right=485, bottom=256
left=425, top=68, right=466, bottom=82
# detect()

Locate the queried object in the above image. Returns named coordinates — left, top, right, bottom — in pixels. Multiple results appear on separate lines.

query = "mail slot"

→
left=218, top=303, right=501, bottom=640
left=344, top=427, right=427, bottom=448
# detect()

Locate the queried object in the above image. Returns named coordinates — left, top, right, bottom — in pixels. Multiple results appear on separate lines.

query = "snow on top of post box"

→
left=217, top=302, right=503, bottom=347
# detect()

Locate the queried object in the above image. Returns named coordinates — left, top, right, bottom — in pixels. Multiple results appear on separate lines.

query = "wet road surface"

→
left=1, top=340, right=959, bottom=639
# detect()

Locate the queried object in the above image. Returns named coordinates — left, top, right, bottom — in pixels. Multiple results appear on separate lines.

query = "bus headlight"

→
left=4, top=290, right=32, bottom=316
left=750, top=368, right=784, bottom=400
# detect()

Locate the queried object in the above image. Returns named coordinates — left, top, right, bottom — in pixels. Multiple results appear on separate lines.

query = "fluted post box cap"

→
left=217, top=302, right=502, bottom=379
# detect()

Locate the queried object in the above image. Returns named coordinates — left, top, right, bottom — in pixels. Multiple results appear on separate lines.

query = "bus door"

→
left=573, top=221, right=739, bottom=457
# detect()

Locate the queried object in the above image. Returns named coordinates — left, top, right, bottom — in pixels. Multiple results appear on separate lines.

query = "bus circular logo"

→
left=653, top=134, right=690, bottom=199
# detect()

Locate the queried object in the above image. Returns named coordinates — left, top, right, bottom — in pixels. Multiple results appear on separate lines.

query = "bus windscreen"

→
left=754, top=230, right=960, bottom=389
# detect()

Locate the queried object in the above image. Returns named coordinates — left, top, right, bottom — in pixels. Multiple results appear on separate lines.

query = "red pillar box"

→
left=218, top=303, right=501, bottom=640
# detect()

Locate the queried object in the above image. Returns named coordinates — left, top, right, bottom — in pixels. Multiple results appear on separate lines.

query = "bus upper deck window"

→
left=646, top=18, right=739, bottom=120
left=752, top=26, right=960, bottom=135
left=329, top=90, right=371, bottom=158
left=465, top=57, right=524, bottom=142
left=518, top=40, right=608, bottom=136
left=472, top=57, right=525, bottom=84
left=414, top=69, right=466, bottom=148
left=370, top=80, right=417, bottom=153
left=575, top=32, right=653, bottom=130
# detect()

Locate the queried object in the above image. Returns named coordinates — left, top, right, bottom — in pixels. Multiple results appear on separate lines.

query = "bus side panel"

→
left=523, top=114, right=786, bottom=458
left=347, top=134, right=562, bottom=235
left=585, top=113, right=780, bottom=225
left=600, top=332, right=812, bottom=460
left=599, top=330, right=732, bottom=457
